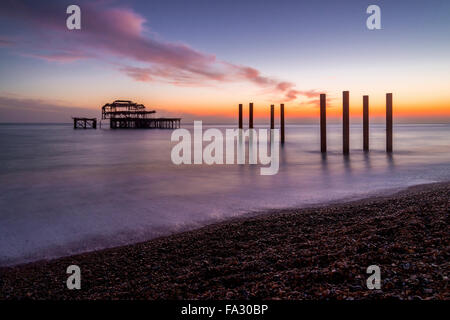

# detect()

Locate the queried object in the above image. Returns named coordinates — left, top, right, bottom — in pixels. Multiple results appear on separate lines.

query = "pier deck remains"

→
left=101, top=100, right=181, bottom=129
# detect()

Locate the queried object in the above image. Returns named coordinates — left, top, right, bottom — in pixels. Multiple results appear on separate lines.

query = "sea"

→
left=1, top=123, right=449, bottom=266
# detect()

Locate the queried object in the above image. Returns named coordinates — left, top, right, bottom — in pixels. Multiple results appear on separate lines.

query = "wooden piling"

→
left=363, top=95, right=369, bottom=151
left=320, top=94, right=327, bottom=153
left=386, top=93, right=393, bottom=152
left=280, top=103, right=285, bottom=143
left=239, top=103, right=243, bottom=129
left=249, top=102, right=254, bottom=129
left=343, top=91, right=350, bottom=154
left=270, top=104, right=274, bottom=130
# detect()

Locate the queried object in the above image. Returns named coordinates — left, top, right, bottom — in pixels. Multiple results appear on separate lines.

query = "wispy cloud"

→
left=294, top=94, right=336, bottom=109
left=0, top=95, right=96, bottom=122
left=0, top=0, right=319, bottom=102
left=0, top=39, right=15, bottom=47
left=21, top=51, right=90, bottom=63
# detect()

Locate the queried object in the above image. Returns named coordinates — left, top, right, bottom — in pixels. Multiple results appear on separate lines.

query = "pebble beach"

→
left=0, top=182, right=448, bottom=300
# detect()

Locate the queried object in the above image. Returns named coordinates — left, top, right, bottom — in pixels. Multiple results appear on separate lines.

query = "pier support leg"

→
left=270, top=104, right=274, bottom=130
left=280, top=103, right=285, bottom=144
left=249, top=102, right=254, bottom=129
left=239, top=104, right=243, bottom=129
left=386, top=93, right=393, bottom=152
left=363, top=95, right=369, bottom=152
left=320, top=94, right=327, bottom=153
left=343, top=91, right=350, bottom=155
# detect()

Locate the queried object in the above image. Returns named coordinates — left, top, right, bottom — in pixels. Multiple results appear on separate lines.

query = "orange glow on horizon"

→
left=152, top=101, right=450, bottom=119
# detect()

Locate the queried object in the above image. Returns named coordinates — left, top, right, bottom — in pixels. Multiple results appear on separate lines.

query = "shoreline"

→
left=0, top=181, right=449, bottom=300
left=0, top=182, right=428, bottom=268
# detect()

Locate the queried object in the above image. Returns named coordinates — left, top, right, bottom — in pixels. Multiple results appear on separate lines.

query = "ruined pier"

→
left=101, top=100, right=181, bottom=129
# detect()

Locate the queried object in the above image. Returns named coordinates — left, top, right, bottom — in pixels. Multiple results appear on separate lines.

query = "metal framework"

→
left=101, top=100, right=181, bottom=129
left=101, top=100, right=155, bottom=119
left=110, top=118, right=181, bottom=129
left=73, top=117, right=97, bottom=129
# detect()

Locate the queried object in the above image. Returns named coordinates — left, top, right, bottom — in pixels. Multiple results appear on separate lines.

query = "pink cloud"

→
left=233, top=65, right=274, bottom=86
left=283, top=88, right=319, bottom=101
left=295, top=94, right=335, bottom=108
left=0, top=0, right=319, bottom=102
left=120, top=66, right=153, bottom=82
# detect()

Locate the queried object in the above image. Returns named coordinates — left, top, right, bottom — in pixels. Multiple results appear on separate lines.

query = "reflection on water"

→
left=0, top=123, right=449, bottom=265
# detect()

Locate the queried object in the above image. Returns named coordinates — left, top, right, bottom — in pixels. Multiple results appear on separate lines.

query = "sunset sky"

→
left=0, top=0, right=449, bottom=123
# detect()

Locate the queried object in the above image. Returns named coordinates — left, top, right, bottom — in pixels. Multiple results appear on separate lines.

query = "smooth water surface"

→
left=1, top=123, right=449, bottom=265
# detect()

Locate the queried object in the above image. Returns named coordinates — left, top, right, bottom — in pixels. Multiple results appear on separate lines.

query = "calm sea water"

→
left=1, top=123, right=449, bottom=266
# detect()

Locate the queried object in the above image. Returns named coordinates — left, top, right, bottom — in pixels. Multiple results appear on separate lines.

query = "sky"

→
left=0, top=0, right=449, bottom=123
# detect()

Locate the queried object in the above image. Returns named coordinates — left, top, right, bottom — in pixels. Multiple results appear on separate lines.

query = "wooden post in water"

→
left=320, top=94, right=327, bottom=153
left=343, top=91, right=350, bottom=154
left=363, top=95, right=369, bottom=151
left=280, top=103, right=285, bottom=144
left=249, top=102, right=254, bottom=129
left=386, top=93, right=393, bottom=152
left=238, top=103, right=243, bottom=129
left=270, top=104, right=274, bottom=129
